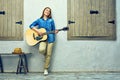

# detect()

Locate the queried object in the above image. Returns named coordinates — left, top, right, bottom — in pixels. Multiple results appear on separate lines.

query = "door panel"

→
left=0, top=0, right=23, bottom=40
left=67, top=0, right=116, bottom=40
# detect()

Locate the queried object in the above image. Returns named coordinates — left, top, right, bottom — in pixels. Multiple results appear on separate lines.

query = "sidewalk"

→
left=0, top=72, right=120, bottom=80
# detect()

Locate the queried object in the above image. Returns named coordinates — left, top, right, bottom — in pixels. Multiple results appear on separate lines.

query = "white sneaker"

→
left=44, top=69, right=48, bottom=76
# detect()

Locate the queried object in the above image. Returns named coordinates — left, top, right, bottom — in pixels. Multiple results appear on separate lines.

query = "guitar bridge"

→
left=35, top=36, right=43, bottom=40
left=33, top=33, right=43, bottom=40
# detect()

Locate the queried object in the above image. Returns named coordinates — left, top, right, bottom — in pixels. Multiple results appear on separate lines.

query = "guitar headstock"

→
left=61, top=27, right=69, bottom=31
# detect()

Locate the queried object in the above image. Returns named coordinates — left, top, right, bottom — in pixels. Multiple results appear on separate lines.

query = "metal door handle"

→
left=68, top=20, right=75, bottom=24
left=16, top=21, right=22, bottom=25
left=0, top=11, right=5, bottom=15
left=108, top=20, right=115, bottom=24
left=90, top=10, right=99, bottom=14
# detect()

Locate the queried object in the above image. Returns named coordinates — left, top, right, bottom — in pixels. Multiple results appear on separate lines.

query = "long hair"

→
left=40, top=7, right=52, bottom=18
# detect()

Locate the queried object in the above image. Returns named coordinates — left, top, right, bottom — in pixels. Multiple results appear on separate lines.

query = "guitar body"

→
left=25, top=28, right=47, bottom=46
left=25, top=26, right=69, bottom=46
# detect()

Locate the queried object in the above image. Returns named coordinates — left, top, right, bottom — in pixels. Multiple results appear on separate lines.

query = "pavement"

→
left=0, top=72, right=120, bottom=80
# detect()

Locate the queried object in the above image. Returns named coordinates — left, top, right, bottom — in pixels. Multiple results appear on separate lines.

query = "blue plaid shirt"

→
left=29, top=18, right=56, bottom=43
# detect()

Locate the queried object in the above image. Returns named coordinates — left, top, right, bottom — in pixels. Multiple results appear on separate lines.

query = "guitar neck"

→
left=43, top=29, right=62, bottom=35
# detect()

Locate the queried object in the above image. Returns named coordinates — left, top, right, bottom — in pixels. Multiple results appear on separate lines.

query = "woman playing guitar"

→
left=29, top=7, right=58, bottom=75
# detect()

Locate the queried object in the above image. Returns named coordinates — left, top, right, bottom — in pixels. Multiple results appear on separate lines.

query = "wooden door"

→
left=67, top=0, right=116, bottom=40
left=0, top=0, right=23, bottom=40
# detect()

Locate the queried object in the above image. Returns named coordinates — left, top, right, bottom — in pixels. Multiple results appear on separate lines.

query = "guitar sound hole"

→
left=35, top=36, right=43, bottom=40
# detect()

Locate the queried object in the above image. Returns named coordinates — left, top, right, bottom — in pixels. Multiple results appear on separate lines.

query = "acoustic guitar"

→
left=25, top=27, right=69, bottom=46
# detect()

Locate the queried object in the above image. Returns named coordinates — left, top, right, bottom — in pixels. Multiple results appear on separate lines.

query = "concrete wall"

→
left=0, top=0, right=120, bottom=72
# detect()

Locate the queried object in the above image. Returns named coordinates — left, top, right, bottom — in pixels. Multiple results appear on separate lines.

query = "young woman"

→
left=29, top=7, right=58, bottom=75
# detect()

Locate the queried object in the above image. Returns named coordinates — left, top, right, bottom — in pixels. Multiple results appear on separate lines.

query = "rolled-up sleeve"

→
left=29, top=19, right=39, bottom=29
